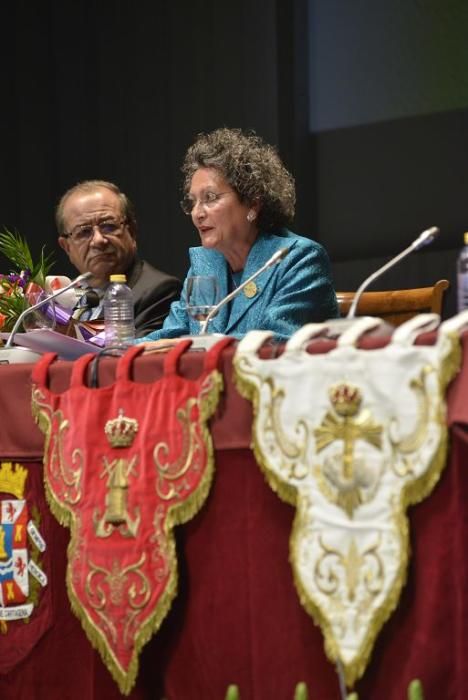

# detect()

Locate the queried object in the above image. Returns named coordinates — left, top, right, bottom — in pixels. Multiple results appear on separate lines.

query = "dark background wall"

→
left=1, top=0, right=467, bottom=317
left=306, top=0, right=468, bottom=317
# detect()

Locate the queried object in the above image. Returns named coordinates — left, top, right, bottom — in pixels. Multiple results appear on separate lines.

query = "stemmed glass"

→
left=22, top=288, right=56, bottom=332
left=186, top=276, right=219, bottom=333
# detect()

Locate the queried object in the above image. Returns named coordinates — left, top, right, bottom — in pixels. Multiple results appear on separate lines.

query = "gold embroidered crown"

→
left=329, top=383, right=362, bottom=417
left=0, top=462, right=28, bottom=499
left=104, top=409, right=139, bottom=448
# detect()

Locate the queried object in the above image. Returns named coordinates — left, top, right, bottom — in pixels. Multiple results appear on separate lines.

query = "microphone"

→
left=73, top=289, right=101, bottom=320
left=5, top=272, right=93, bottom=349
left=199, top=247, right=289, bottom=334
left=347, top=226, right=440, bottom=319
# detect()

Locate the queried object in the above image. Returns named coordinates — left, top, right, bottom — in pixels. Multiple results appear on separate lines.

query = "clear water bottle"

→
left=103, top=274, right=135, bottom=348
left=457, top=233, right=468, bottom=312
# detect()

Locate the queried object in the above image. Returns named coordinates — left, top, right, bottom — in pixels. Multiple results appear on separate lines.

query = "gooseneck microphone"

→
left=347, top=226, right=440, bottom=319
left=199, top=247, right=289, bottom=334
left=5, top=272, right=93, bottom=349
left=73, top=289, right=101, bottom=320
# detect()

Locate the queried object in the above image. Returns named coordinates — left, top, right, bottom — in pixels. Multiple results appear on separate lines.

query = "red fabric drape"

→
left=0, top=444, right=466, bottom=700
left=29, top=339, right=232, bottom=695
left=0, top=337, right=466, bottom=699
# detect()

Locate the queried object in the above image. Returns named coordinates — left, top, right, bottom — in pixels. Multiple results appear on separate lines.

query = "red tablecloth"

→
left=0, top=338, right=467, bottom=700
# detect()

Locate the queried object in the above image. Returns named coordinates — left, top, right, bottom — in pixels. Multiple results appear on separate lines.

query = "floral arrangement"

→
left=0, top=228, right=54, bottom=331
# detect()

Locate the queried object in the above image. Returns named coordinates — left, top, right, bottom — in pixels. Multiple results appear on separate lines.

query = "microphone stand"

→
left=199, top=247, right=289, bottom=334
left=347, top=227, right=439, bottom=318
left=5, top=272, right=93, bottom=349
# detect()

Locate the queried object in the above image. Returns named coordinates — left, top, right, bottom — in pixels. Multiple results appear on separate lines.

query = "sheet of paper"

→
left=0, top=329, right=100, bottom=360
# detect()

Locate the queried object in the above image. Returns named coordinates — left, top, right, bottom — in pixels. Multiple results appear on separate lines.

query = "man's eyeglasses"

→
left=180, top=191, right=229, bottom=216
left=62, top=218, right=127, bottom=243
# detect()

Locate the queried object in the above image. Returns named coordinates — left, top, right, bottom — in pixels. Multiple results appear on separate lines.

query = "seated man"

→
left=56, top=180, right=181, bottom=336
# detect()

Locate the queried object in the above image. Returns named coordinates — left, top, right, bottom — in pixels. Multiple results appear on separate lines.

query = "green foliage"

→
left=224, top=684, right=240, bottom=700
left=0, top=228, right=54, bottom=288
left=0, top=287, right=28, bottom=329
left=294, top=681, right=308, bottom=699
left=220, top=677, right=424, bottom=699
left=408, top=679, right=424, bottom=700
left=0, top=228, right=55, bottom=331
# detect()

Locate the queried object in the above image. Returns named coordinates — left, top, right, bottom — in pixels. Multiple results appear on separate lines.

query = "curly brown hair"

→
left=55, top=180, right=138, bottom=238
left=181, top=128, right=296, bottom=231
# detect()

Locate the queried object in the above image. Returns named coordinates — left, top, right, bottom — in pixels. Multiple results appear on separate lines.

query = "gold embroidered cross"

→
left=314, top=383, right=382, bottom=481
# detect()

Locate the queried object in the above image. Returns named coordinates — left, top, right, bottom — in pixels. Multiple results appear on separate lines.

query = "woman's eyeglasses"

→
left=62, top=219, right=127, bottom=243
left=180, top=191, right=229, bottom=215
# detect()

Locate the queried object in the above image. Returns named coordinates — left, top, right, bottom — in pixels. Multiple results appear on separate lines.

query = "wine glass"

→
left=22, top=288, right=56, bottom=332
left=186, top=276, right=219, bottom=333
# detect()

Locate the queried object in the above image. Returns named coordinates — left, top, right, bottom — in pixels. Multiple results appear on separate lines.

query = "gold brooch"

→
left=243, top=281, right=257, bottom=298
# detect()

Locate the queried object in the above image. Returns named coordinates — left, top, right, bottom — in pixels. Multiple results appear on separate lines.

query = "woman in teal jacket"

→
left=138, top=128, right=337, bottom=342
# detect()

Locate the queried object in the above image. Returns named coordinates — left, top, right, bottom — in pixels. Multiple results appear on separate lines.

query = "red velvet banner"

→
left=30, top=340, right=231, bottom=694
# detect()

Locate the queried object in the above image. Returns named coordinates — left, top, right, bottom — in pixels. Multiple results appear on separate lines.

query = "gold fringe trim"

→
left=233, top=358, right=298, bottom=507
left=66, top=530, right=178, bottom=695
left=31, top=370, right=224, bottom=695
left=31, top=388, right=74, bottom=529
left=233, top=337, right=461, bottom=688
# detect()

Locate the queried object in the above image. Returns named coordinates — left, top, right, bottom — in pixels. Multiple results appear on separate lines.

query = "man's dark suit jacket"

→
left=125, top=258, right=181, bottom=337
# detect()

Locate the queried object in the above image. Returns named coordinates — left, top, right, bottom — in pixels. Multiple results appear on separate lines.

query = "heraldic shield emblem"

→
left=0, top=460, right=49, bottom=674
left=233, top=314, right=464, bottom=688
left=0, top=463, right=47, bottom=625
left=31, top=339, right=231, bottom=695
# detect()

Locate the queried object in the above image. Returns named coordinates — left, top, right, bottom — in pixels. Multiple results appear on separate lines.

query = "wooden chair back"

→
left=336, top=279, right=449, bottom=327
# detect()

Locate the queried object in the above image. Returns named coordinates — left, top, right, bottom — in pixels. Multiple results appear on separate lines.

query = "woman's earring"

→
left=247, top=210, right=256, bottom=223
